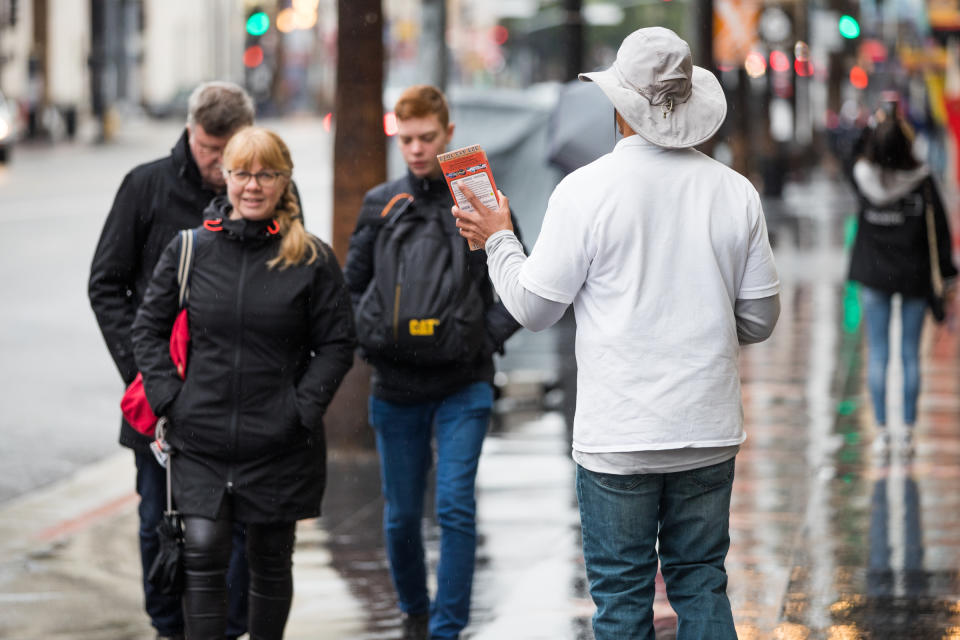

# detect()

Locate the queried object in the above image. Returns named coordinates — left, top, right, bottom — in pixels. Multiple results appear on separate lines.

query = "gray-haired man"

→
left=89, top=81, right=254, bottom=640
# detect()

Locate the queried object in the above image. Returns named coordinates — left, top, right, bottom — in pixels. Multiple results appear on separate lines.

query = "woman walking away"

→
left=849, top=111, right=956, bottom=458
left=132, top=127, right=356, bottom=639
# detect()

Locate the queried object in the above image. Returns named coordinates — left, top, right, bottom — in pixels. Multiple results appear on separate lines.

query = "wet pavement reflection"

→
left=303, top=172, right=960, bottom=639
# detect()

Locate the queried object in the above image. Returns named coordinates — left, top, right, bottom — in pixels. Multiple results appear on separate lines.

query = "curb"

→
left=0, top=451, right=136, bottom=561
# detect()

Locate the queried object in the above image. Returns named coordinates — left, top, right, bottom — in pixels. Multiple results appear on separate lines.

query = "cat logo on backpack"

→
left=409, top=318, right=440, bottom=336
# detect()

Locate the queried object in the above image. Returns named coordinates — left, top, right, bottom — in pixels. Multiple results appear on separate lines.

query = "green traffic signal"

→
left=246, top=11, right=270, bottom=37
left=838, top=15, right=860, bottom=39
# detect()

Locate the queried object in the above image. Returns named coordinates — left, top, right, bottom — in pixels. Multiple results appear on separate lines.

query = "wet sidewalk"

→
left=3, top=172, right=960, bottom=639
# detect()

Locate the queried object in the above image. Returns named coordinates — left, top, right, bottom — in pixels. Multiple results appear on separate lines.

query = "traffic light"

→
left=246, top=10, right=270, bottom=37
left=244, top=6, right=269, bottom=69
left=838, top=15, right=860, bottom=39
left=243, top=6, right=274, bottom=102
left=850, top=65, right=869, bottom=89
left=244, top=45, right=265, bottom=68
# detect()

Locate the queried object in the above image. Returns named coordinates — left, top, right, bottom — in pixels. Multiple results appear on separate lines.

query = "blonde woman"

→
left=132, top=127, right=356, bottom=639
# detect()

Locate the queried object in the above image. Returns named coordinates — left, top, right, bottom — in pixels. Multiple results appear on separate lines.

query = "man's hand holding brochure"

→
left=439, top=144, right=513, bottom=250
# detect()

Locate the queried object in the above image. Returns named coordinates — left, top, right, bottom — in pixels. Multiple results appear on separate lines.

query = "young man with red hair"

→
left=344, top=85, right=521, bottom=640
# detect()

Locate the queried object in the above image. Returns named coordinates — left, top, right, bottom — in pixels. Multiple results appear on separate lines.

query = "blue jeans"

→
left=369, top=381, right=493, bottom=640
left=134, top=450, right=249, bottom=638
left=861, top=287, right=928, bottom=426
left=576, top=458, right=737, bottom=640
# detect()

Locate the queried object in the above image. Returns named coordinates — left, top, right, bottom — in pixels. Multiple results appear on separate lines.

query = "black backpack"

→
left=356, top=196, right=486, bottom=366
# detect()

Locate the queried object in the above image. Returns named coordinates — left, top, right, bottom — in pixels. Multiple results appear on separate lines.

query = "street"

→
left=2, top=118, right=960, bottom=638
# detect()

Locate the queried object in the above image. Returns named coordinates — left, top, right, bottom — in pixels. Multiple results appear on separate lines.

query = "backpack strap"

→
left=176, top=229, right=196, bottom=308
left=449, top=222, right=470, bottom=298
left=380, top=192, right=415, bottom=224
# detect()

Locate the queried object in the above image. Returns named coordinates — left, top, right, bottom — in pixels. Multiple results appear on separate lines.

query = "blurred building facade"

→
left=0, top=0, right=93, bottom=138
left=0, top=0, right=252, bottom=140
left=0, top=0, right=957, bottom=186
left=141, top=1, right=246, bottom=111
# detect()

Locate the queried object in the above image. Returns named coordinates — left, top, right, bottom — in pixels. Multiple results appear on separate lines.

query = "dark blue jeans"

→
left=134, top=450, right=249, bottom=638
left=576, top=458, right=737, bottom=640
left=369, top=381, right=493, bottom=640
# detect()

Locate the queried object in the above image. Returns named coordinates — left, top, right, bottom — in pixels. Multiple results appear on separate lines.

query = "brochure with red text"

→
left=437, top=145, right=498, bottom=250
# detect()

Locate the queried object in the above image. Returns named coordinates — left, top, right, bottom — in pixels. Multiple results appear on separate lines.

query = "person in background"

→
left=848, top=110, right=957, bottom=457
left=132, top=126, right=356, bottom=638
left=453, top=27, right=780, bottom=640
left=343, top=85, right=522, bottom=640
left=89, top=81, right=255, bottom=640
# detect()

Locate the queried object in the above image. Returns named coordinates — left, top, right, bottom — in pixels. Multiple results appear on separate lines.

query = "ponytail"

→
left=267, top=184, right=323, bottom=270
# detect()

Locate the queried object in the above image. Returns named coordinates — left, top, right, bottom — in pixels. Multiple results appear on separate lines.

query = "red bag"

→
left=121, top=309, right=190, bottom=436
left=121, top=230, right=195, bottom=437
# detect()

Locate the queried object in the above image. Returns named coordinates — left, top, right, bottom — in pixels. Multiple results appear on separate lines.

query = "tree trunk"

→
left=563, top=0, right=583, bottom=82
left=325, top=0, right=385, bottom=451
left=332, top=0, right=385, bottom=264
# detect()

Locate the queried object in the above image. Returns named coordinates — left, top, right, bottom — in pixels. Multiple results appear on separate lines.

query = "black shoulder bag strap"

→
left=158, top=228, right=196, bottom=496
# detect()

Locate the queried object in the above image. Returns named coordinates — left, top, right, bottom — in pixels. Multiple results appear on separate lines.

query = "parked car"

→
left=0, top=90, right=18, bottom=163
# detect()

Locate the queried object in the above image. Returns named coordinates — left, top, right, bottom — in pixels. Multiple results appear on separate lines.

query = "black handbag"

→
left=929, top=289, right=947, bottom=323
left=147, top=418, right=185, bottom=596
left=924, top=184, right=947, bottom=323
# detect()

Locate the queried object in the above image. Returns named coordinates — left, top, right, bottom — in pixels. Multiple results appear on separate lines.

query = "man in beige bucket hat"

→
left=453, top=26, right=780, bottom=639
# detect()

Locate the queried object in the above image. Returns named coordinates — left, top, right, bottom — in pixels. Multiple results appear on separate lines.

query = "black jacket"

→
left=131, top=200, right=356, bottom=522
left=849, top=160, right=957, bottom=296
left=89, top=130, right=225, bottom=452
left=343, top=172, right=521, bottom=403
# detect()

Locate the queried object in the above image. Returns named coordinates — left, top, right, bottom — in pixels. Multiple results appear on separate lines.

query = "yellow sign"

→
left=409, top=319, right=439, bottom=336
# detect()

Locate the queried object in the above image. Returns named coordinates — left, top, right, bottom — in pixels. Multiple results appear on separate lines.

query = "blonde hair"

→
left=222, top=127, right=321, bottom=270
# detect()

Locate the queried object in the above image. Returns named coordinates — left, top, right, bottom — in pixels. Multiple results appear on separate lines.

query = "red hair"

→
left=394, top=85, right=449, bottom=127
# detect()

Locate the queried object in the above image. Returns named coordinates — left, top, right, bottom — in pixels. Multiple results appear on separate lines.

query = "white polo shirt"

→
left=518, top=136, right=779, bottom=453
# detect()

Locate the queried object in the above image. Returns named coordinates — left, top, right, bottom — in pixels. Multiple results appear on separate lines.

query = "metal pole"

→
left=0, top=0, right=7, bottom=94
left=418, top=0, right=447, bottom=91
left=89, top=0, right=106, bottom=141
left=697, top=0, right=714, bottom=70
left=563, top=0, right=583, bottom=81
left=696, top=0, right=716, bottom=155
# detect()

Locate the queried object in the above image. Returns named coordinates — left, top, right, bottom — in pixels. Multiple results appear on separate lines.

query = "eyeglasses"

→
left=225, top=169, right=288, bottom=187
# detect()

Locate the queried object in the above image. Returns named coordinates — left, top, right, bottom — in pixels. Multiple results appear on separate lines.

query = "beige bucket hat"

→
left=579, top=27, right=727, bottom=149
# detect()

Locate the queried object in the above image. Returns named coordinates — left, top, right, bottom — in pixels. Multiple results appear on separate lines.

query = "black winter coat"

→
left=343, top=172, right=522, bottom=404
left=848, top=160, right=957, bottom=296
left=132, top=201, right=356, bottom=523
left=89, top=131, right=306, bottom=453
left=89, top=130, right=221, bottom=452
